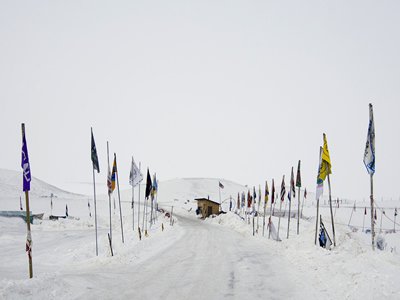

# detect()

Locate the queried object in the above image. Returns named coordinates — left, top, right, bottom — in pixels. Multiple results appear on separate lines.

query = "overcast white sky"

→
left=1, top=0, right=399, bottom=200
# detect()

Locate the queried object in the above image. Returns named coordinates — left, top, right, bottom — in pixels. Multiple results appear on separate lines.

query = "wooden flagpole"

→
left=115, top=153, right=125, bottom=243
left=25, top=190, right=33, bottom=278
left=327, top=174, right=336, bottom=247
left=22, top=124, right=33, bottom=278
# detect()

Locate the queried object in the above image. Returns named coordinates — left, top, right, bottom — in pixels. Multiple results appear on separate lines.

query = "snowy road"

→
left=67, top=213, right=294, bottom=300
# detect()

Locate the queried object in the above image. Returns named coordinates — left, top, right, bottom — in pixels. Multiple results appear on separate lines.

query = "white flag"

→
left=129, top=158, right=143, bottom=187
left=363, top=103, right=375, bottom=175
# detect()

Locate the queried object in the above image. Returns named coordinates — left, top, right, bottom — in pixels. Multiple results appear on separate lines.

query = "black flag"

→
left=145, top=168, right=152, bottom=199
left=91, top=128, right=100, bottom=173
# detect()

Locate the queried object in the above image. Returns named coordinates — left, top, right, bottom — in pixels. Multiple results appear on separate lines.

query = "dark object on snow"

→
left=49, top=215, right=67, bottom=221
left=376, top=235, right=386, bottom=250
left=319, top=216, right=333, bottom=250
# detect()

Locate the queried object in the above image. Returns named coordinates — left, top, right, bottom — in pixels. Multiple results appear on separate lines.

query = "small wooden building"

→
left=195, top=198, right=220, bottom=219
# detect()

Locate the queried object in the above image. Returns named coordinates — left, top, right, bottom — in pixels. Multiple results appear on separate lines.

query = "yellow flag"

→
left=318, top=133, right=332, bottom=181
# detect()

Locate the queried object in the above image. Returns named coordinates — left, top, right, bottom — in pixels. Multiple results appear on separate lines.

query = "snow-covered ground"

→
left=1, top=169, right=399, bottom=299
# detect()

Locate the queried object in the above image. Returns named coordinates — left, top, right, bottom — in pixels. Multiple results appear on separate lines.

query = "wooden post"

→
left=327, top=174, right=336, bottom=247
left=170, top=206, right=174, bottom=226
left=370, top=174, right=375, bottom=250
left=24, top=189, right=33, bottom=278
left=268, top=196, right=273, bottom=239
left=287, top=195, right=291, bottom=239
left=115, top=153, right=124, bottom=243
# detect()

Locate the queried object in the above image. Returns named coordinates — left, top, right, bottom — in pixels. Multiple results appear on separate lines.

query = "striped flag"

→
left=91, top=128, right=100, bottom=173
left=296, top=160, right=301, bottom=188
left=280, top=176, right=286, bottom=202
left=290, top=166, right=296, bottom=199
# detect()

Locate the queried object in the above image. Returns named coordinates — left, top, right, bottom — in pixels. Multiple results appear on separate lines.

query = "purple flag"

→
left=21, top=128, right=31, bottom=192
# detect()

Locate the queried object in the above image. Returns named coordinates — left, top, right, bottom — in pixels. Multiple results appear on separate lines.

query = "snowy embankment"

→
left=206, top=200, right=400, bottom=299
left=0, top=169, right=183, bottom=299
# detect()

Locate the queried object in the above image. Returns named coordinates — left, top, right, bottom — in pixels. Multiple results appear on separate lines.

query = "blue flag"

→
left=363, top=103, right=375, bottom=175
left=21, top=126, right=31, bottom=192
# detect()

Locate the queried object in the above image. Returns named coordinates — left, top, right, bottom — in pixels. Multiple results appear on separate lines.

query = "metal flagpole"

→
left=138, top=162, right=141, bottom=232
left=277, top=199, right=283, bottom=241
left=301, top=190, right=305, bottom=218
left=363, top=208, right=366, bottom=232
left=287, top=193, right=291, bottom=239
left=132, top=159, right=135, bottom=231
left=93, top=168, right=98, bottom=255
left=297, top=187, right=301, bottom=234
left=370, top=174, right=375, bottom=250
left=327, top=174, right=336, bottom=247
left=107, top=142, right=112, bottom=247
left=314, top=196, right=320, bottom=245
left=268, top=196, right=273, bottom=239
left=348, top=201, right=355, bottom=226
left=257, top=185, right=261, bottom=234
left=115, top=153, right=124, bottom=243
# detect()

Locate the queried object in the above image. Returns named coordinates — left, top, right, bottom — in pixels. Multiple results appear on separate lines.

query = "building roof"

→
left=194, top=198, right=220, bottom=206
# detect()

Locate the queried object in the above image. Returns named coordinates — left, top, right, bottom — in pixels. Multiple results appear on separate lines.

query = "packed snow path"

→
left=66, top=214, right=293, bottom=300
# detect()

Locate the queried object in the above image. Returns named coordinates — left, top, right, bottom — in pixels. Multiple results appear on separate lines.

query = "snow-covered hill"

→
left=1, top=172, right=400, bottom=299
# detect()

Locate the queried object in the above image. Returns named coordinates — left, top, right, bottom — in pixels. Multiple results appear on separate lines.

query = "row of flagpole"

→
left=17, top=103, right=378, bottom=278
left=90, top=128, right=160, bottom=257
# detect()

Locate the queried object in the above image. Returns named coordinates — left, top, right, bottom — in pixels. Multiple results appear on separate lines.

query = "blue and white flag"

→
left=363, top=103, right=375, bottom=175
left=21, top=125, right=31, bottom=192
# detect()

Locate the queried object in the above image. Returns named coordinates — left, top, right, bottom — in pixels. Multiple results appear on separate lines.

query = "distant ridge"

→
left=0, top=168, right=81, bottom=198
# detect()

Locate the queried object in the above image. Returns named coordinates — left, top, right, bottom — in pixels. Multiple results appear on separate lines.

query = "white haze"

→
left=0, top=1, right=399, bottom=200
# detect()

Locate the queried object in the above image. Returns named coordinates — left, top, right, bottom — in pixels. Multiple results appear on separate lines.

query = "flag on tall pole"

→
left=21, top=123, right=33, bottom=278
left=106, top=142, right=113, bottom=253
left=287, top=167, right=295, bottom=239
left=263, top=181, right=269, bottom=236
left=90, top=128, right=99, bottom=256
left=268, top=179, right=275, bottom=239
left=114, top=153, right=124, bottom=243
left=296, top=160, right=301, bottom=235
left=277, top=175, right=285, bottom=241
left=364, top=103, right=376, bottom=251
left=321, top=133, right=336, bottom=247
left=144, top=168, right=152, bottom=236
left=315, top=147, right=323, bottom=245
